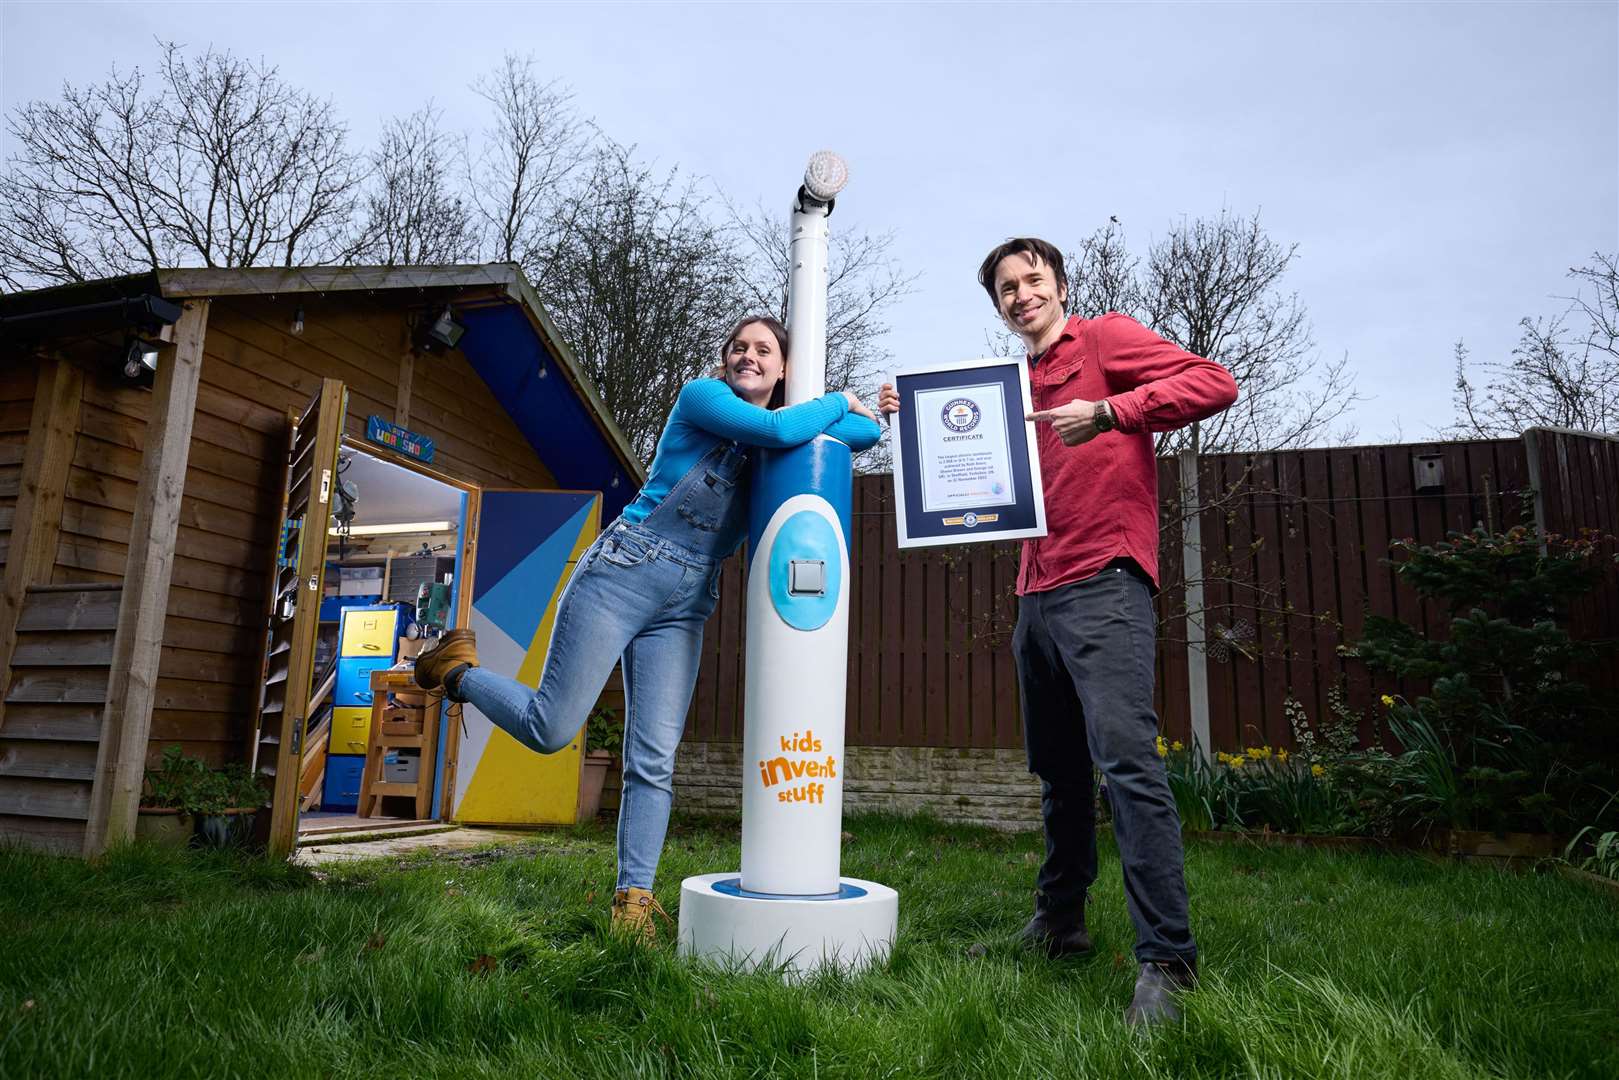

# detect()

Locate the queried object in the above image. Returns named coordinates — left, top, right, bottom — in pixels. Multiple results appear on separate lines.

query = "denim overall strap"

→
left=634, top=438, right=750, bottom=561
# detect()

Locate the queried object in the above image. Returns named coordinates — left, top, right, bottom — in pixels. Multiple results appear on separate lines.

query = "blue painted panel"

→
left=472, top=490, right=596, bottom=606
left=322, top=754, right=366, bottom=811
left=459, top=305, right=632, bottom=521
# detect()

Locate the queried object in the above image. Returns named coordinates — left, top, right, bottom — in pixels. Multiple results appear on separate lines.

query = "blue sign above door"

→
left=366, top=415, right=435, bottom=463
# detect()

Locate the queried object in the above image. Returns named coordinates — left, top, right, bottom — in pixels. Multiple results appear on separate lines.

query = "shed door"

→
left=256, top=379, right=347, bottom=857
left=450, top=489, right=600, bottom=825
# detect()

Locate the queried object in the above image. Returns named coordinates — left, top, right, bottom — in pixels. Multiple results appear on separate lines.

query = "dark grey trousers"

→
left=1013, top=561, right=1197, bottom=968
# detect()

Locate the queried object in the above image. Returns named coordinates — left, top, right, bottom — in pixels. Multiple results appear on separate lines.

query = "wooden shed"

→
left=0, top=265, right=643, bottom=858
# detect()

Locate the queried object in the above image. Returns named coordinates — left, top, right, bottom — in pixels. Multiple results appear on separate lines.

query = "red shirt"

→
left=1019, top=314, right=1238, bottom=594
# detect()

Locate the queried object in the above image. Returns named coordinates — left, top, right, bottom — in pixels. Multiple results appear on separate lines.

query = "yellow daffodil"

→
left=1311, top=763, right=1326, bottom=778
left=1277, top=749, right=1290, bottom=764
left=1155, top=735, right=1168, bottom=758
left=1380, top=694, right=1395, bottom=707
left=1171, top=740, right=1185, bottom=753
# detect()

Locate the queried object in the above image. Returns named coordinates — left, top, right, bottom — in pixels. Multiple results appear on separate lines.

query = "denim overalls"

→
left=456, top=440, right=749, bottom=889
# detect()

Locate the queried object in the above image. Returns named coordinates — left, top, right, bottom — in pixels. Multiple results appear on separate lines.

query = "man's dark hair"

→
left=977, top=237, right=1066, bottom=307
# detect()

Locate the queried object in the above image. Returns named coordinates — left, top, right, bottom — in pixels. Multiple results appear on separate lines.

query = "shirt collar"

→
left=1028, top=315, right=1082, bottom=366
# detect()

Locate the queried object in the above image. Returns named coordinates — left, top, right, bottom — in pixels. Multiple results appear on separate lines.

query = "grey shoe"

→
left=1016, top=901, right=1093, bottom=959
left=1124, top=960, right=1197, bottom=1027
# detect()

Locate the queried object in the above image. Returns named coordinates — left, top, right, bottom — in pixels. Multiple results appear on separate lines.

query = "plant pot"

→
left=193, top=807, right=260, bottom=849
left=135, top=807, right=193, bottom=850
left=577, top=751, right=616, bottom=822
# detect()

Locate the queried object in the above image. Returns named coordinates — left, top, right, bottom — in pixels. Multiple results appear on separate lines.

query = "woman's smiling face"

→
left=724, top=320, right=785, bottom=405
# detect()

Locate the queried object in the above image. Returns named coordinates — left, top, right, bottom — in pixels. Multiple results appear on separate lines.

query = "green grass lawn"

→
left=2, top=813, right=1616, bottom=1079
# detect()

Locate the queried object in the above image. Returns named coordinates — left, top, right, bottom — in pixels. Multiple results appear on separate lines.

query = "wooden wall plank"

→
left=0, top=814, right=85, bottom=854
left=11, top=630, right=115, bottom=667
left=0, top=777, right=92, bottom=819
left=0, top=739, right=98, bottom=781
left=2, top=704, right=104, bottom=742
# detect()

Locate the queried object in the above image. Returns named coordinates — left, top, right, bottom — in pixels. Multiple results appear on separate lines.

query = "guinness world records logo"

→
left=941, top=397, right=981, bottom=432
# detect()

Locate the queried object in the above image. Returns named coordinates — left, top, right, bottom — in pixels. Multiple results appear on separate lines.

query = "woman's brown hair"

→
left=714, top=315, right=789, bottom=410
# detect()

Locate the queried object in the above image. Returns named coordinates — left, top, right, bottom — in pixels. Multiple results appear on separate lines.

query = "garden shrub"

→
left=1357, top=524, right=1617, bottom=833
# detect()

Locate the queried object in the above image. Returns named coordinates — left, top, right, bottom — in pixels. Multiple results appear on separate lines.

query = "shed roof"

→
left=3, top=263, right=645, bottom=517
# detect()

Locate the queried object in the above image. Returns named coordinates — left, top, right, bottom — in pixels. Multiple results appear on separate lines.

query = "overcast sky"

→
left=4, top=1, right=1615, bottom=443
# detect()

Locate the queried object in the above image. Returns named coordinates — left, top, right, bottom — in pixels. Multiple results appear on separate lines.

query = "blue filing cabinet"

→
left=335, top=656, right=394, bottom=709
left=333, top=603, right=412, bottom=704
left=323, top=602, right=413, bottom=812
left=322, top=754, right=366, bottom=812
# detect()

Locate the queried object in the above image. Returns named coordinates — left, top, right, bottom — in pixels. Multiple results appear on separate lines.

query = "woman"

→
left=413, top=315, right=880, bottom=939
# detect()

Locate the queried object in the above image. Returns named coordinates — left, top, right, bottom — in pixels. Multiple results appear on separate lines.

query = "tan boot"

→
left=413, top=629, right=478, bottom=693
left=610, top=887, right=671, bottom=944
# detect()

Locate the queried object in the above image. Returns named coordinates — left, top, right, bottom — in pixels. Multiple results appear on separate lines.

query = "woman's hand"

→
left=877, top=382, right=900, bottom=415
left=842, top=390, right=878, bottom=422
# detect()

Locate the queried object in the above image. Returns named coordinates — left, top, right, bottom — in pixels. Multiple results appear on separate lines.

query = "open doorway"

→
left=296, top=444, right=466, bottom=842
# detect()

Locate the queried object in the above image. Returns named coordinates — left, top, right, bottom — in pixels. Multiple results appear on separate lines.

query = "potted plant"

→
left=578, top=706, right=623, bottom=822
left=139, top=746, right=266, bottom=849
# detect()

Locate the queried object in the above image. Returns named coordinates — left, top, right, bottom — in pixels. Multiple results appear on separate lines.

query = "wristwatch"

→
left=1093, top=400, right=1116, bottom=433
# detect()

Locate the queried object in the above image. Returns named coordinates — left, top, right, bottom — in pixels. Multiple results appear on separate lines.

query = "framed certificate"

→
left=889, top=357, right=1046, bottom=548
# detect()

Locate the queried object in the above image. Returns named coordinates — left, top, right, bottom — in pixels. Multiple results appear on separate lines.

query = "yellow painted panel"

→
left=333, top=706, right=372, bottom=754
left=455, top=509, right=597, bottom=825
left=454, top=730, right=583, bottom=826
left=340, top=609, right=397, bottom=657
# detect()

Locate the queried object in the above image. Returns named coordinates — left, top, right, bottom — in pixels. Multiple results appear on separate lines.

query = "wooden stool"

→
left=358, top=669, right=441, bottom=819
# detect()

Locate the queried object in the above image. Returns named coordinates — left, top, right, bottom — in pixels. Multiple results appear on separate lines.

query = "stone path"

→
left=295, top=826, right=538, bottom=865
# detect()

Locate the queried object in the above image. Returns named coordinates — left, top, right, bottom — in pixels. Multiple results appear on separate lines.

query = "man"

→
left=879, top=237, right=1237, bottom=1025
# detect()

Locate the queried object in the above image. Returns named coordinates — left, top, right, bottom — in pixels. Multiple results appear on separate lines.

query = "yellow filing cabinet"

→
left=332, top=707, right=373, bottom=754
left=340, top=608, right=398, bottom=657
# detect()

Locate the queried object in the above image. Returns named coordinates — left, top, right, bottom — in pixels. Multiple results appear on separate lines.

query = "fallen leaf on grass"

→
left=584, top=890, right=595, bottom=905
left=966, top=943, right=988, bottom=959
left=1112, top=952, right=1125, bottom=970
left=468, top=954, right=498, bottom=976
left=20, top=999, right=35, bottom=1013
left=296, top=947, right=325, bottom=965
left=363, top=932, right=386, bottom=953
left=841, top=831, right=855, bottom=843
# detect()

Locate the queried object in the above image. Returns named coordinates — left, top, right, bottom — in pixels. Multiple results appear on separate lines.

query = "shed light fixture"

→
left=425, top=305, right=465, bottom=350
left=329, top=520, right=455, bottom=537
left=291, top=304, right=305, bottom=336
left=121, top=336, right=163, bottom=386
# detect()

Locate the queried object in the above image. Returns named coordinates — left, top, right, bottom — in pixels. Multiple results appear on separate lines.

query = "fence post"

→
left=1178, top=450, right=1213, bottom=762
left=1522, top=428, right=1548, bottom=554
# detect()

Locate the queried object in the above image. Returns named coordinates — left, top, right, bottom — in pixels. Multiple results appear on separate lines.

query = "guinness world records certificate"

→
left=889, top=357, right=1047, bottom=548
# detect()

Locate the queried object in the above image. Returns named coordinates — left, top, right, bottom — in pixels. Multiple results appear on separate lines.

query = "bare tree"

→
left=0, top=43, right=363, bottom=288
left=1135, top=210, right=1357, bottom=455
left=729, top=201, right=917, bottom=469
left=1452, top=253, right=1619, bottom=436
left=980, top=212, right=1355, bottom=453
left=533, top=142, right=745, bottom=462
left=466, top=54, right=586, bottom=272
left=1066, top=217, right=1139, bottom=320
left=351, top=106, right=475, bottom=266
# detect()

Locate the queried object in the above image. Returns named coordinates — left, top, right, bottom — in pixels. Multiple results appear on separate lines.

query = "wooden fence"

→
left=684, top=429, right=1619, bottom=753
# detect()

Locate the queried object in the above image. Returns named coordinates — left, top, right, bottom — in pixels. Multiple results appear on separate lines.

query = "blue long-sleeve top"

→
left=622, top=379, right=882, bottom=525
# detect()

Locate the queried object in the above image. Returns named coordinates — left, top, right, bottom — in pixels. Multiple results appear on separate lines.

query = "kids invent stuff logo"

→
left=757, top=729, right=837, bottom=805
